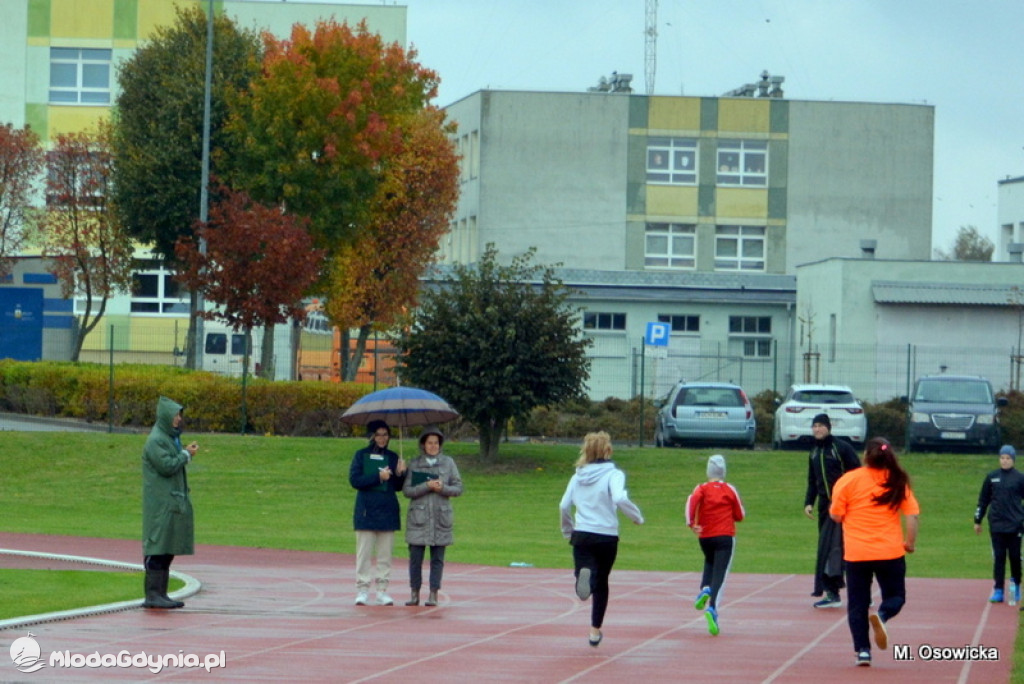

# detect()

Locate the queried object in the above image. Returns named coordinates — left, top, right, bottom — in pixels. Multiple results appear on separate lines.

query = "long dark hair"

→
left=864, top=437, right=910, bottom=510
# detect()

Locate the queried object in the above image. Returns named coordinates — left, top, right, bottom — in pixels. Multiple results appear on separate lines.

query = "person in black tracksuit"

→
left=974, top=444, right=1024, bottom=605
left=803, top=413, right=861, bottom=608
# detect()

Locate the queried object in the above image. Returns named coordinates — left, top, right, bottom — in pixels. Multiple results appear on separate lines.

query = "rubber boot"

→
left=143, top=569, right=181, bottom=609
left=405, top=589, right=420, bottom=606
left=425, top=590, right=438, bottom=606
left=158, top=568, right=185, bottom=608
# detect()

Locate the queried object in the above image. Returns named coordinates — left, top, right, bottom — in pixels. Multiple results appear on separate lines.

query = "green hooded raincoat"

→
left=142, top=396, right=195, bottom=556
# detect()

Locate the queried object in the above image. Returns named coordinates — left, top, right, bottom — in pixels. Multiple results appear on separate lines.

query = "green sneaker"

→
left=694, top=587, right=711, bottom=610
left=705, top=606, right=719, bottom=636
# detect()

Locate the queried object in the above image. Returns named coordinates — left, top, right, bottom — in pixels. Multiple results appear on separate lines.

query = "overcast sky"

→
left=267, top=0, right=1024, bottom=252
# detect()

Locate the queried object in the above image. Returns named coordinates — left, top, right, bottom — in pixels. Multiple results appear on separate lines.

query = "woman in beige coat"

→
left=402, top=426, right=463, bottom=606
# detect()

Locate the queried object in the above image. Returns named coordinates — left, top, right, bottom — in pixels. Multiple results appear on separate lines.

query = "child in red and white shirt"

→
left=686, top=454, right=745, bottom=636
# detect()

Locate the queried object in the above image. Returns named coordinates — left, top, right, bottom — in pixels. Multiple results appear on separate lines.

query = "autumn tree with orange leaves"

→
left=38, top=128, right=134, bottom=361
left=175, top=187, right=324, bottom=379
left=0, top=123, right=44, bottom=278
left=226, top=20, right=459, bottom=381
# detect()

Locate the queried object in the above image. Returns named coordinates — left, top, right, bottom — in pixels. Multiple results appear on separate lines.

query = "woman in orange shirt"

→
left=830, top=437, right=920, bottom=668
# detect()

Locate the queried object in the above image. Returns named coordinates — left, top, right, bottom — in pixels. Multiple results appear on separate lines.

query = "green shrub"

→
left=0, top=361, right=374, bottom=436
left=863, top=397, right=907, bottom=446
left=752, top=389, right=780, bottom=444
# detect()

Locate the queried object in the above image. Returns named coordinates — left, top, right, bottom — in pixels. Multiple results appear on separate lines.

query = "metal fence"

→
left=619, top=341, right=1024, bottom=404
left=4, top=319, right=1023, bottom=409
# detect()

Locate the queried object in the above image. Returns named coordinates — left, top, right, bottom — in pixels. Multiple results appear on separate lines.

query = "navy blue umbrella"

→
left=340, top=386, right=459, bottom=428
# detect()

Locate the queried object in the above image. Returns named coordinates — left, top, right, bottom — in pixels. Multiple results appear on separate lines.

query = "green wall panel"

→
left=28, top=0, right=51, bottom=37
left=114, top=0, right=138, bottom=40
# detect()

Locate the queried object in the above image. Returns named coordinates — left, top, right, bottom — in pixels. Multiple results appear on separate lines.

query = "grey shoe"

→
left=576, top=568, right=592, bottom=601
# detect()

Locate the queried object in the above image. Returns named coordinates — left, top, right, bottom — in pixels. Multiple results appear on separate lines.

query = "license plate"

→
left=940, top=431, right=966, bottom=440
left=700, top=411, right=727, bottom=419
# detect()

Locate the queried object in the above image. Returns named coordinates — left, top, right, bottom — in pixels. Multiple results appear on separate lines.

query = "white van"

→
left=201, top=322, right=296, bottom=381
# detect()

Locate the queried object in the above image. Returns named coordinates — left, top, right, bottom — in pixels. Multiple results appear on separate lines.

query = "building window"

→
left=658, top=314, right=699, bottom=332
left=716, top=140, right=767, bottom=186
left=646, top=137, right=697, bottom=184
left=584, top=312, right=626, bottom=331
left=729, top=316, right=772, bottom=357
left=49, top=48, right=112, bottom=105
left=740, top=339, right=772, bottom=357
left=715, top=225, right=765, bottom=271
left=729, top=316, right=771, bottom=334
left=130, top=261, right=190, bottom=315
left=45, top=150, right=106, bottom=208
left=645, top=223, right=696, bottom=269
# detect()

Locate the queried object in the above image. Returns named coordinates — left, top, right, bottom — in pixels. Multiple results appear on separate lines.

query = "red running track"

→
left=0, top=533, right=1016, bottom=683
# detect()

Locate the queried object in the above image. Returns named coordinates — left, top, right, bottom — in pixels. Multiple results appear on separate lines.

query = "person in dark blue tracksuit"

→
left=974, top=444, right=1024, bottom=605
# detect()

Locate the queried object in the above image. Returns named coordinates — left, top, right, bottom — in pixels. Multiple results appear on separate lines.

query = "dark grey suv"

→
left=904, top=375, right=1006, bottom=452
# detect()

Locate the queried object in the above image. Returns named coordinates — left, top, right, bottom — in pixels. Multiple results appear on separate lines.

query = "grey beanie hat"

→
left=707, top=454, right=727, bottom=480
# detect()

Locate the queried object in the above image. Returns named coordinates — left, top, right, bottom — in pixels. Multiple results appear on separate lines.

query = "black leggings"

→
left=698, top=535, right=735, bottom=608
left=571, top=531, right=619, bottom=629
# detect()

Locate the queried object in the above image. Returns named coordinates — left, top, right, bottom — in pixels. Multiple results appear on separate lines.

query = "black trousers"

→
left=845, top=556, right=906, bottom=653
left=571, top=531, right=619, bottom=629
left=990, top=531, right=1023, bottom=589
left=144, top=554, right=174, bottom=571
left=408, top=544, right=446, bottom=591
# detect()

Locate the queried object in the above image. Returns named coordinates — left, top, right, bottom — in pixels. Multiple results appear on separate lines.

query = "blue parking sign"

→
left=645, top=322, right=670, bottom=347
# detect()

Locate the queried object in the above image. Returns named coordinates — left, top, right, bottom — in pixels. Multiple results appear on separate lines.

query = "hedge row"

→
left=4, top=360, right=1024, bottom=447
left=0, top=360, right=371, bottom=437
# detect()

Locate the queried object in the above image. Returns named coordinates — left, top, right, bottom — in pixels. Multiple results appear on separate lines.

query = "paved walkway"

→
left=0, top=533, right=1016, bottom=683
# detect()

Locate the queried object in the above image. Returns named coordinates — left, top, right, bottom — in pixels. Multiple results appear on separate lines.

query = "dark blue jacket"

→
left=349, top=443, right=405, bottom=531
left=975, top=467, right=1024, bottom=534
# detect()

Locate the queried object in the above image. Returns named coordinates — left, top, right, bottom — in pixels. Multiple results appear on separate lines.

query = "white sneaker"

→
left=376, top=591, right=394, bottom=606
left=354, top=592, right=369, bottom=606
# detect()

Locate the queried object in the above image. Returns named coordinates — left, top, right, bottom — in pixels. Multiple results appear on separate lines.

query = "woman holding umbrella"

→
left=349, top=419, right=406, bottom=606
left=402, top=425, right=463, bottom=606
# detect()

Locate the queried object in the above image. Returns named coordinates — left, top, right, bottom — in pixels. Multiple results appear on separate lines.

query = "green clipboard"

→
left=411, top=470, right=439, bottom=486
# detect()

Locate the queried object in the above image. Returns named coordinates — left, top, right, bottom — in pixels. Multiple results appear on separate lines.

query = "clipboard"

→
left=411, top=470, right=439, bottom=486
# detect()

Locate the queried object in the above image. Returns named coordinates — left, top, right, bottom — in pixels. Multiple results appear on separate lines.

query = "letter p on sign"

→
left=645, top=322, right=670, bottom=347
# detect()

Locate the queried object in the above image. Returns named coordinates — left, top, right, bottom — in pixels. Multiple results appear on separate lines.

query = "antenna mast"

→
left=645, top=0, right=657, bottom=95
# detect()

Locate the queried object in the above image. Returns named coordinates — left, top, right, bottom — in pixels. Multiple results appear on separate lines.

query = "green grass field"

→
left=0, top=432, right=1020, bottom=679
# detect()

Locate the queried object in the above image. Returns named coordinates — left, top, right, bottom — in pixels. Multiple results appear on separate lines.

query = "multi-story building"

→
left=1, top=0, right=405, bottom=139
left=0, top=0, right=405, bottom=374
left=998, top=176, right=1024, bottom=262
left=442, top=89, right=934, bottom=398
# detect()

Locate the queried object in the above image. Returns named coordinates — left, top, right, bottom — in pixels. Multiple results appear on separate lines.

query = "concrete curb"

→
left=0, top=548, right=202, bottom=630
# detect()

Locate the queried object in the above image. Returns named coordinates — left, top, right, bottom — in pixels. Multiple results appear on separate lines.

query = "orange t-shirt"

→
left=830, top=467, right=920, bottom=562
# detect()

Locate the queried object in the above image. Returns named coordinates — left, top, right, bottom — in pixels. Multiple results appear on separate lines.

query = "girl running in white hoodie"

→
left=560, top=431, right=645, bottom=647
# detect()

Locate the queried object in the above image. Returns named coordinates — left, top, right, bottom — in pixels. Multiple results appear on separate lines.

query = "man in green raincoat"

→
left=142, top=396, right=198, bottom=608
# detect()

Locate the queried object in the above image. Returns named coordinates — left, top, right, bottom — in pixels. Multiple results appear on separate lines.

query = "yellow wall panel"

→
left=47, top=107, right=110, bottom=137
left=138, top=0, right=195, bottom=39
left=647, top=96, right=701, bottom=132
left=717, top=99, right=771, bottom=133
left=50, top=0, right=114, bottom=39
left=715, top=188, right=768, bottom=219
left=646, top=186, right=699, bottom=217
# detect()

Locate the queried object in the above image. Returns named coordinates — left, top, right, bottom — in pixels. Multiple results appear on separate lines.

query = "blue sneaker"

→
left=989, top=588, right=1004, bottom=603
left=704, top=606, right=720, bottom=636
left=694, top=587, right=711, bottom=610
left=1011, top=582, right=1021, bottom=607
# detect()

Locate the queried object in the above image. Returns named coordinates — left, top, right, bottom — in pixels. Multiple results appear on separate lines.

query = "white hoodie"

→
left=559, top=460, right=645, bottom=538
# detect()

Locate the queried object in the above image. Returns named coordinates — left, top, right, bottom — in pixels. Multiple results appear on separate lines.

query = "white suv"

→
left=772, top=384, right=867, bottom=450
